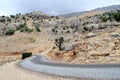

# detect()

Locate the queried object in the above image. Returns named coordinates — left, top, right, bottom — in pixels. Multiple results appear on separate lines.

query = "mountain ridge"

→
left=59, top=4, right=120, bottom=18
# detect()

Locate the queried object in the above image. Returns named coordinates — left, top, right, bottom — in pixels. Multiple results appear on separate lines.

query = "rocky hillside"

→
left=0, top=6, right=120, bottom=64
left=0, top=12, right=62, bottom=36
left=47, top=10, right=120, bottom=64
left=0, top=9, right=120, bottom=37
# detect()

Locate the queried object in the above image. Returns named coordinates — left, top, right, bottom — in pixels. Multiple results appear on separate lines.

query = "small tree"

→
left=54, top=37, right=64, bottom=51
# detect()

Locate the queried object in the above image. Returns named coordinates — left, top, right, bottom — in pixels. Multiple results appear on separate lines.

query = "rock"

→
left=74, top=32, right=81, bottom=40
left=86, top=24, right=99, bottom=31
left=63, top=42, right=77, bottom=51
left=102, top=37, right=112, bottom=42
left=64, top=37, right=71, bottom=42
left=85, top=32, right=97, bottom=38
left=111, top=32, right=120, bottom=37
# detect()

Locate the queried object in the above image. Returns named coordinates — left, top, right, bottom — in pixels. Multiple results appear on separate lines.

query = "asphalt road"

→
left=20, top=55, right=120, bottom=79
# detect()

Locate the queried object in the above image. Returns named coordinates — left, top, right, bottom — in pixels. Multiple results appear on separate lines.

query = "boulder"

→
left=111, top=32, right=120, bottom=37
left=64, top=37, right=71, bottom=42
left=63, top=42, right=77, bottom=51
left=86, top=32, right=97, bottom=38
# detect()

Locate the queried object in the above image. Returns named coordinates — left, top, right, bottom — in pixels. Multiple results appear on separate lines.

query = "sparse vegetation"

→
left=0, top=5, right=120, bottom=66
left=100, top=10, right=120, bottom=22
left=16, top=23, right=33, bottom=33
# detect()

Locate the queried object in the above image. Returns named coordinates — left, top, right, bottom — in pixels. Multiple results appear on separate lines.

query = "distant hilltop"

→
left=59, top=4, right=120, bottom=18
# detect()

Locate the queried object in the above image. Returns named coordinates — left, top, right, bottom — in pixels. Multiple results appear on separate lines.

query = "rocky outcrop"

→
left=111, top=32, right=120, bottom=37
left=54, top=50, right=76, bottom=62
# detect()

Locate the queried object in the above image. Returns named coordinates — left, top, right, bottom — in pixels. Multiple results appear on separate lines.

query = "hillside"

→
left=0, top=5, right=120, bottom=65
left=59, top=5, right=120, bottom=18
left=0, top=2, right=120, bottom=80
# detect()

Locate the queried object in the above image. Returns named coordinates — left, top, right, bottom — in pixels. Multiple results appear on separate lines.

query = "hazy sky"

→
left=0, top=0, right=120, bottom=16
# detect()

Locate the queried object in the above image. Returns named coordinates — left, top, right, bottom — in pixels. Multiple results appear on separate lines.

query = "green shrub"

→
left=83, top=27, right=88, bottom=31
left=113, top=10, right=120, bottom=22
left=33, top=23, right=41, bottom=32
left=22, top=52, right=32, bottom=59
left=63, top=28, right=65, bottom=30
left=52, top=28, right=55, bottom=32
left=100, top=10, right=120, bottom=22
left=35, top=26, right=40, bottom=32
left=10, top=15, right=15, bottom=18
left=5, top=29, right=15, bottom=35
left=20, top=28, right=24, bottom=32
left=16, top=23, right=26, bottom=30
left=17, top=23, right=33, bottom=33
left=22, top=16, right=26, bottom=20
left=67, top=30, right=70, bottom=33
left=24, top=26, right=33, bottom=33
left=101, top=17, right=108, bottom=22
left=55, top=37, right=64, bottom=51
left=0, top=18, right=5, bottom=22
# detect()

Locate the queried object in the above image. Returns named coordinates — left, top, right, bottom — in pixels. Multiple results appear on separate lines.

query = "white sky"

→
left=0, top=0, right=120, bottom=16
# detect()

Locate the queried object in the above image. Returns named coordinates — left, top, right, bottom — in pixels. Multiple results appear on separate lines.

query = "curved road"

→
left=20, top=55, right=120, bottom=79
